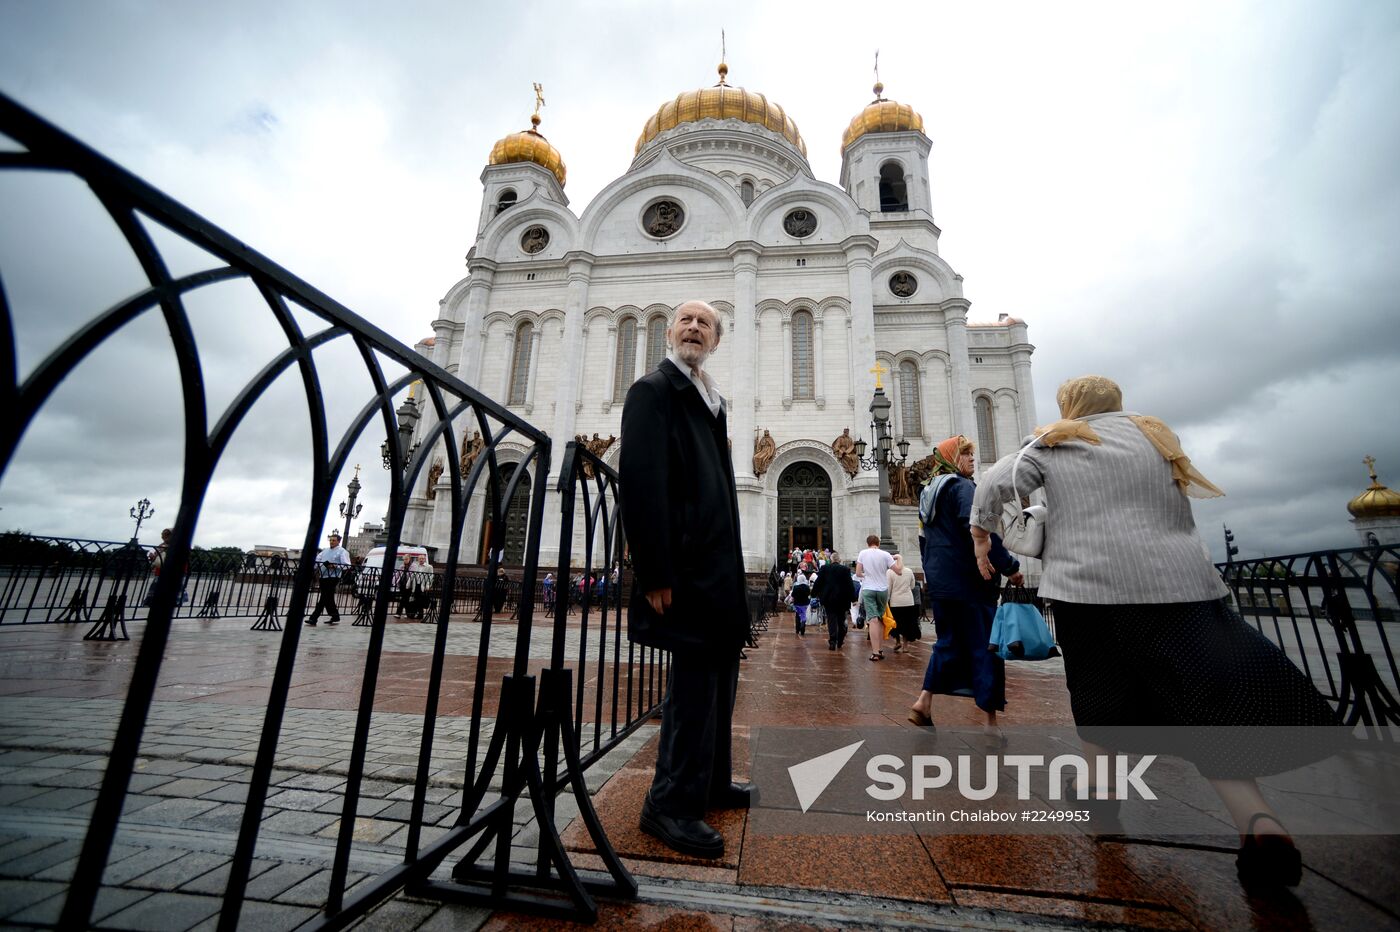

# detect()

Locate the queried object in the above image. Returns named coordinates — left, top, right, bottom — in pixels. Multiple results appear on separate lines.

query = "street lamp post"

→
left=339, top=465, right=364, bottom=542
left=852, top=363, right=910, bottom=553
left=129, top=497, right=154, bottom=543
left=381, top=387, right=422, bottom=472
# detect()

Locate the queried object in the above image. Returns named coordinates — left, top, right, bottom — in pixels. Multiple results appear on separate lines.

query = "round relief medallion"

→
left=889, top=271, right=918, bottom=297
left=783, top=208, right=817, bottom=238
left=520, top=225, right=550, bottom=254
left=642, top=200, right=685, bottom=238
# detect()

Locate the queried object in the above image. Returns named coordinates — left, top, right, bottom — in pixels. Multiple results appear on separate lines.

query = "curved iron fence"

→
left=0, top=93, right=652, bottom=928
left=1217, top=546, right=1399, bottom=731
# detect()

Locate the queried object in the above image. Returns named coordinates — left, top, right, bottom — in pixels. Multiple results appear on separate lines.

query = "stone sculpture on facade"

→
left=575, top=432, right=617, bottom=479
left=783, top=208, right=816, bottom=238
left=888, top=462, right=916, bottom=506
left=753, top=429, right=776, bottom=477
left=832, top=428, right=859, bottom=478
left=460, top=430, right=486, bottom=479
left=644, top=200, right=683, bottom=237
left=889, top=271, right=917, bottom=297
left=426, top=458, right=444, bottom=500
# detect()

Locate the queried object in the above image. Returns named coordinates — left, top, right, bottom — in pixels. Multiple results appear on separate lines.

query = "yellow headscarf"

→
left=1034, top=375, right=1224, bottom=499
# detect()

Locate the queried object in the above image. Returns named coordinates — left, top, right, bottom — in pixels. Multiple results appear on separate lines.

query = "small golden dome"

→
left=635, top=63, right=807, bottom=157
left=1348, top=457, right=1400, bottom=519
left=488, top=112, right=567, bottom=187
left=841, top=83, right=925, bottom=153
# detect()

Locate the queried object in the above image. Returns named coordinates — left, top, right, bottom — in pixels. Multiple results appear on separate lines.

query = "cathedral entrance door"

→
left=479, top=467, right=532, bottom=565
left=776, top=462, right=832, bottom=564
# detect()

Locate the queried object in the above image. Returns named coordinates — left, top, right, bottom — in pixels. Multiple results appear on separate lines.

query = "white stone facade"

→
left=406, top=89, right=1037, bottom=572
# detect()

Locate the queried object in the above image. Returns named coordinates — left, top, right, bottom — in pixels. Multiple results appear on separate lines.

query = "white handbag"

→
left=1001, top=438, right=1046, bottom=558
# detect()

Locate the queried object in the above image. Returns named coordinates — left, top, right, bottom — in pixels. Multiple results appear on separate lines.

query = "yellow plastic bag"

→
left=882, top=603, right=897, bottom=638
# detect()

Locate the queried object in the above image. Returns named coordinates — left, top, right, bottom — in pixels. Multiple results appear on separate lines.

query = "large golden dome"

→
left=1348, top=457, right=1400, bottom=519
left=841, top=83, right=925, bottom=153
left=635, top=64, right=806, bottom=157
left=488, top=113, right=567, bottom=187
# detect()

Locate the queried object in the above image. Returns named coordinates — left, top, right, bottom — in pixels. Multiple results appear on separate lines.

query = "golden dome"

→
left=841, top=82, right=925, bottom=153
left=488, top=113, right=567, bottom=187
left=635, top=64, right=807, bottom=157
left=1348, top=457, right=1400, bottom=519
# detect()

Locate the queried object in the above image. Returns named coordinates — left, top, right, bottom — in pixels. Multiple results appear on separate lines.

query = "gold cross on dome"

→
left=869, top=360, right=889, bottom=390
left=533, top=83, right=545, bottom=115
left=1364, top=455, right=1377, bottom=481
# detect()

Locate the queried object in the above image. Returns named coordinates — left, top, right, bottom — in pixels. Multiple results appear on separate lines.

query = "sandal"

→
left=1237, top=813, right=1302, bottom=888
left=869, top=652, right=883, bottom=662
left=907, top=708, right=933, bottom=727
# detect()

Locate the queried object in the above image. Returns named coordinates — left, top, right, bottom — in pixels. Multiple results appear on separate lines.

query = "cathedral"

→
left=403, top=65, right=1037, bottom=572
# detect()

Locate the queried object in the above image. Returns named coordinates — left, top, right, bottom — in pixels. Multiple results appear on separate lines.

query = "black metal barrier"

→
left=0, top=94, right=657, bottom=928
left=1216, top=546, right=1399, bottom=731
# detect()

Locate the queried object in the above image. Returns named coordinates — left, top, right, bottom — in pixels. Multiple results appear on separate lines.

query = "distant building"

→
left=348, top=521, right=384, bottom=561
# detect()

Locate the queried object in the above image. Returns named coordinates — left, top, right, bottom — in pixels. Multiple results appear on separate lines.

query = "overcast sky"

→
left=1, top=0, right=1397, bottom=560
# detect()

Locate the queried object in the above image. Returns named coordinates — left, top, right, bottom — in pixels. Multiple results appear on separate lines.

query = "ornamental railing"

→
left=1216, top=545, right=1399, bottom=731
left=0, top=93, right=649, bottom=928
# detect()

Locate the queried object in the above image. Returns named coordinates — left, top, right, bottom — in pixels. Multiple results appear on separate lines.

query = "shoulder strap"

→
left=918, top=474, right=956, bottom=528
left=1011, top=435, right=1045, bottom=501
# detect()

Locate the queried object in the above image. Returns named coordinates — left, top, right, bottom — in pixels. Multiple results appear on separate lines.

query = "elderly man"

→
left=620, top=300, right=752, bottom=859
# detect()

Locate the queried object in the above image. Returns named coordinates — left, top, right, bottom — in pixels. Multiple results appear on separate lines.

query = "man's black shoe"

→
left=306, top=619, right=318, bottom=626
left=710, top=781, right=757, bottom=810
left=640, top=797, right=722, bottom=859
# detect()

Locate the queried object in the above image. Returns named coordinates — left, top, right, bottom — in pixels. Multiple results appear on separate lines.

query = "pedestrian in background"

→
left=886, top=553, right=919, bottom=651
left=307, top=530, right=351, bottom=626
left=856, top=534, right=895, bottom=661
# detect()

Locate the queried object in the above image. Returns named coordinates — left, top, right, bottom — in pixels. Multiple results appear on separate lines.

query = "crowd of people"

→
left=772, top=375, right=1340, bottom=891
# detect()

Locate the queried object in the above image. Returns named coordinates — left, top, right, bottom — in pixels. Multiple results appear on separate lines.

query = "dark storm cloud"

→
left=1, top=0, right=1396, bottom=557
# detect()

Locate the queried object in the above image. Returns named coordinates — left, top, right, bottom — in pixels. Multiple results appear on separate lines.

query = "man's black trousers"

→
left=648, top=651, right=740, bottom=820
left=309, top=577, right=341, bottom=623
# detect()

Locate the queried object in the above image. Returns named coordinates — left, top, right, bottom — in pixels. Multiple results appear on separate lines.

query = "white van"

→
left=355, top=546, right=434, bottom=598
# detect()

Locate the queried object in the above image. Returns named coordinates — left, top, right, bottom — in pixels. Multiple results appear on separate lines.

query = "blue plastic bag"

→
left=988, top=601, right=1056, bottom=661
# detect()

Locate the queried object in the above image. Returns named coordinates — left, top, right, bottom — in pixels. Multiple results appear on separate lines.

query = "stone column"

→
left=1009, top=320, right=1037, bottom=440
left=813, top=313, right=826, bottom=407
left=525, top=324, right=543, bottom=414
left=727, top=242, right=760, bottom=480
left=942, top=299, right=977, bottom=439
left=845, top=317, right=854, bottom=405
left=407, top=319, right=456, bottom=549
left=604, top=321, right=619, bottom=407
left=780, top=316, right=793, bottom=408
left=633, top=320, right=646, bottom=382
left=540, top=252, right=595, bottom=569
left=841, top=235, right=882, bottom=554
left=454, top=259, right=497, bottom=391
left=842, top=235, right=879, bottom=411
left=550, top=252, right=595, bottom=448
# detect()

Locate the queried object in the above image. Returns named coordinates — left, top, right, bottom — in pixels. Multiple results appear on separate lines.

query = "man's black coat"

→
left=620, top=358, right=747, bottom=661
left=812, top=560, right=856, bottom=608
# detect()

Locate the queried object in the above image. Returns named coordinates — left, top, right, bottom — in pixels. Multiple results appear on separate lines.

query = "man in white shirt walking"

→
left=307, top=530, right=351, bottom=626
left=856, top=534, right=895, bottom=661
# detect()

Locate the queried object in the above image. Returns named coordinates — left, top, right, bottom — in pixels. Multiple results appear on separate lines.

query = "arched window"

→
left=792, top=310, right=815, bottom=400
left=613, top=317, right=637, bottom=398
left=507, top=321, right=532, bottom=406
left=878, top=162, right=908, bottom=212
left=496, top=188, right=517, bottom=214
left=645, top=314, right=668, bottom=371
left=975, top=395, right=998, bottom=463
left=898, top=360, right=922, bottom=438
left=740, top=180, right=755, bottom=205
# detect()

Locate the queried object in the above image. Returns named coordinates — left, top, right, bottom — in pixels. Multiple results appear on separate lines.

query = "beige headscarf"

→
left=1034, top=375, right=1224, bottom=499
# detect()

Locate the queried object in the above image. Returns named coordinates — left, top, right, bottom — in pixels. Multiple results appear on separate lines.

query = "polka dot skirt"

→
left=1053, top=598, right=1342, bottom=778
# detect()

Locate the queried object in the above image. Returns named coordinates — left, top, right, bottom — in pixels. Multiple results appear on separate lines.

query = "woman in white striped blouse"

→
left=970, top=375, right=1339, bottom=891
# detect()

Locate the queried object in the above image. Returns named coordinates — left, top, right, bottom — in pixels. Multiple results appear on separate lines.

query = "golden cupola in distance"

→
left=488, top=111, right=567, bottom=187
left=842, top=81, right=925, bottom=153
left=635, top=62, right=807, bottom=157
left=1348, top=457, right=1400, bottom=519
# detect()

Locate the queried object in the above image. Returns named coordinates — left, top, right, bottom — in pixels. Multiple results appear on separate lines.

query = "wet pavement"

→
left=0, top=612, right=1395, bottom=929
